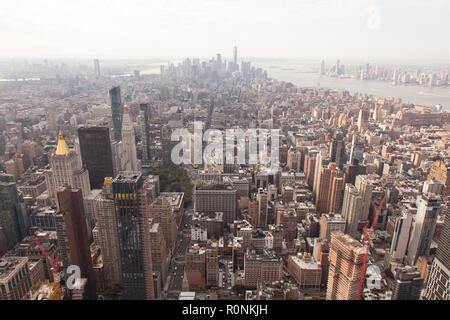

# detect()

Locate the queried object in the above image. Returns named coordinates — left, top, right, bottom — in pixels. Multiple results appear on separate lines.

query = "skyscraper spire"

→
left=55, top=130, right=70, bottom=156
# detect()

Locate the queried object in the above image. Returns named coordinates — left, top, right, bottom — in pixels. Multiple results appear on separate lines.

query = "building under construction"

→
left=326, top=231, right=366, bottom=300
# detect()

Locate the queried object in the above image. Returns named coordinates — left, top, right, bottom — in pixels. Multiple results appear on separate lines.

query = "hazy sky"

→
left=1, top=0, right=449, bottom=61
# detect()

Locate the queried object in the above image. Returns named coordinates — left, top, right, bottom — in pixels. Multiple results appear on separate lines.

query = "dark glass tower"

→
left=113, top=172, right=154, bottom=300
left=329, top=131, right=346, bottom=169
left=109, top=86, right=123, bottom=141
left=0, top=174, right=24, bottom=250
left=78, top=126, right=114, bottom=189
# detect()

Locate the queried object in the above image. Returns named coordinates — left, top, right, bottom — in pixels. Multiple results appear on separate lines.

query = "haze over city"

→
left=1, top=0, right=450, bottom=61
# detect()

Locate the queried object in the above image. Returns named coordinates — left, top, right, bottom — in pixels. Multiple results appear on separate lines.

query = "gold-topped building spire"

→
left=55, top=130, right=70, bottom=156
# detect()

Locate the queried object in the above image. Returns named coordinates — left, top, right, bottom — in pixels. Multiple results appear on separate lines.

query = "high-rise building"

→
left=139, top=104, right=151, bottom=166
left=358, top=109, right=370, bottom=133
left=315, top=163, right=343, bottom=214
left=109, top=87, right=123, bottom=142
left=341, top=183, right=363, bottom=239
left=392, top=266, right=423, bottom=300
left=319, top=60, right=325, bottom=75
left=149, top=221, right=168, bottom=287
left=206, top=243, right=219, bottom=287
left=0, top=174, right=23, bottom=250
left=424, top=211, right=450, bottom=300
left=304, top=150, right=318, bottom=189
left=348, top=134, right=364, bottom=165
left=233, top=46, right=238, bottom=72
left=328, top=172, right=344, bottom=214
left=93, top=59, right=100, bottom=78
left=326, top=231, right=366, bottom=300
left=354, top=175, right=373, bottom=222
left=390, top=206, right=415, bottom=263
left=313, top=149, right=330, bottom=197
left=48, top=131, right=91, bottom=200
left=329, top=131, right=345, bottom=169
left=149, top=198, right=176, bottom=252
left=55, top=186, right=97, bottom=299
left=320, top=214, right=346, bottom=241
left=406, top=195, right=442, bottom=265
left=92, top=178, right=122, bottom=289
left=113, top=172, right=154, bottom=300
left=122, top=104, right=139, bottom=171
left=78, top=126, right=114, bottom=189
left=427, top=160, right=450, bottom=195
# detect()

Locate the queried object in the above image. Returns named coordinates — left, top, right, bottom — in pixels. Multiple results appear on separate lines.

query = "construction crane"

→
left=357, top=194, right=386, bottom=300
left=31, top=236, right=62, bottom=300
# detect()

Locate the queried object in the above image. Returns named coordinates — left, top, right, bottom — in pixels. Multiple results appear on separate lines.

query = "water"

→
left=254, top=60, right=450, bottom=109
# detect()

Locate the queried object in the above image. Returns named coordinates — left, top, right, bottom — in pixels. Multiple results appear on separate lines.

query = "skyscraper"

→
left=48, top=131, right=91, bottom=200
left=78, top=126, right=114, bottom=189
left=348, top=134, right=364, bottom=165
left=341, top=183, right=363, bottom=239
left=113, top=172, right=154, bottom=300
left=149, top=198, right=176, bottom=252
left=424, top=211, right=450, bottom=300
left=122, top=104, right=139, bottom=171
left=315, top=162, right=343, bottom=214
left=390, top=206, right=415, bottom=263
left=355, top=175, right=373, bottom=222
left=358, top=109, right=370, bottom=133
left=326, top=231, right=366, bottom=300
left=55, top=186, right=97, bottom=299
left=233, top=46, right=238, bottom=72
left=406, top=195, right=442, bottom=265
left=139, top=103, right=151, bottom=166
left=93, top=178, right=122, bottom=289
left=329, top=131, right=345, bottom=169
left=93, top=59, right=100, bottom=78
left=0, top=174, right=23, bottom=250
left=109, top=87, right=123, bottom=142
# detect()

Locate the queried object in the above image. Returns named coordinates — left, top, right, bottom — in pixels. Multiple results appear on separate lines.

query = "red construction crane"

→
left=31, top=236, right=62, bottom=300
left=357, top=194, right=386, bottom=300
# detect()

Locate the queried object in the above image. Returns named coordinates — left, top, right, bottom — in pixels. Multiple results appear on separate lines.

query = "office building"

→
left=194, top=184, right=237, bottom=224
left=406, top=195, right=442, bottom=265
left=109, top=86, right=123, bottom=142
left=122, top=104, right=139, bottom=171
left=0, top=174, right=23, bottom=250
left=329, top=131, right=345, bottom=169
left=55, top=186, right=97, bottom=299
left=341, top=184, right=363, bottom=239
left=355, top=175, right=373, bottom=222
left=48, top=131, right=91, bottom=200
left=392, top=266, right=423, bottom=300
left=424, top=210, right=450, bottom=300
left=78, top=126, right=114, bottom=189
left=320, top=214, right=346, bottom=241
left=92, top=178, right=122, bottom=289
left=113, top=172, right=154, bottom=300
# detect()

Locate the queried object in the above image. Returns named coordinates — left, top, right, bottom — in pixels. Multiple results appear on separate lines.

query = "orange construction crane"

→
left=357, top=194, right=386, bottom=300
left=31, top=236, right=62, bottom=300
